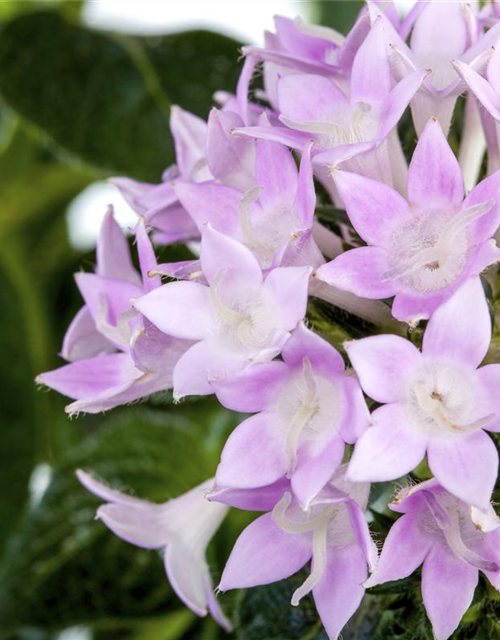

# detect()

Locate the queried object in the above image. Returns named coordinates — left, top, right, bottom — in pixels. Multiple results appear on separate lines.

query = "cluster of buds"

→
left=38, top=2, right=500, bottom=639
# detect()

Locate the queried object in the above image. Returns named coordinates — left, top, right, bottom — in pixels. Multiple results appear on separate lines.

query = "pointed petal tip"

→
left=363, top=575, right=379, bottom=589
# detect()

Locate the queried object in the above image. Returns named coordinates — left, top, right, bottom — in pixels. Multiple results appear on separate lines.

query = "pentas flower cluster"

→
left=39, top=3, right=500, bottom=639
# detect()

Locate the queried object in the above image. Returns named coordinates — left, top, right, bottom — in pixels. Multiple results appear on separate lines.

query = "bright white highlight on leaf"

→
left=66, top=182, right=137, bottom=251
left=28, top=463, right=52, bottom=506
left=56, top=627, right=92, bottom=640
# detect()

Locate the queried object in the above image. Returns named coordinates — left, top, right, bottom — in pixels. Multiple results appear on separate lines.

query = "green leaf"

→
left=0, top=0, right=83, bottom=23
left=317, top=0, right=364, bottom=35
left=0, top=256, right=37, bottom=555
left=0, top=119, right=94, bottom=556
left=0, top=401, right=240, bottom=635
left=0, top=12, right=242, bottom=181
left=235, top=574, right=327, bottom=640
left=0, top=123, right=94, bottom=238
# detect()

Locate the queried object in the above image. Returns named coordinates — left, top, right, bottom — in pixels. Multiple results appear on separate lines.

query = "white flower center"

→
left=209, top=271, right=277, bottom=354
left=273, top=358, right=340, bottom=476
left=383, top=201, right=493, bottom=292
left=420, top=490, right=498, bottom=571
left=281, top=101, right=379, bottom=149
left=406, top=363, right=491, bottom=435
left=238, top=187, right=300, bottom=269
left=272, top=491, right=354, bottom=605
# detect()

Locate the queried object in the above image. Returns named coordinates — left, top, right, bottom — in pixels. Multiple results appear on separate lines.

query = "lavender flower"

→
left=370, top=0, right=500, bottom=135
left=316, top=118, right=500, bottom=322
left=345, top=277, right=499, bottom=509
left=174, top=139, right=323, bottom=270
left=37, top=210, right=189, bottom=413
left=365, top=479, right=500, bottom=640
left=217, top=466, right=377, bottom=640
left=77, top=471, right=231, bottom=629
left=213, top=323, right=368, bottom=508
left=235, top=18, right=428, bottom=190
left=133, top=225, right=311, bottom=398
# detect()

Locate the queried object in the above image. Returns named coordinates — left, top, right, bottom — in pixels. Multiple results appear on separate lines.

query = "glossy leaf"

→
left=0, top=12, right=242, bottom=181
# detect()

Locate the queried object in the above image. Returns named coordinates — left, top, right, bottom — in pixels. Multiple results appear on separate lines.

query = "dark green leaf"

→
left=0, top=12, right=242, bottom=181
left=0, top=256, right=37, bottom=555
left=235, top=573, right=327, bottom=640
left=0, top=401, right=240, bottom=635
left=143, top=30, right=243, bottom=119
left=317, top=1, right=364, bottom=35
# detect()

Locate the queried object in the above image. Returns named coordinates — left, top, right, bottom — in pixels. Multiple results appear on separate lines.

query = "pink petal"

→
left=173, top=338, right=248, bottom=399
left=364, top=510, right=432, bottom=588
left=255, top=139, right=298, bottom=210
left=208, top=479, right=289, bottom=512
left=313, top=544, right=367, bottom=640
left=200, top=225, right=262, bottom=288
left=282, top=322, right=345, bottom=377
left=133, top=281, right=213, bottom=341
left=206, top=108, right=255, bottom=191
left=411, top=1, right=468, bottom=80
left=350, top=18, right=390, bottom=108
left=66, top=374, right=173, bottom=415
left=212, top=361, right=290, bottom=412
left=61, top=306, right=114, bottom=362
left=218, top=513, right=312, bottom=590
left=313, top=141, right=376, bottom=168
left=377, top=68, right=430, bottom=141
left=75, top=273, right=142, bottom=326
left=422, top=277, right=491, bottom=369
left=345, top=334, right=422, bottom=403
left=347, top=404, right=427, bottom=482
left=262, top=266, right=311, bottom=331
left=338, top=376, right=370, bottom=444
left=36, top=353, right=138, bottom=401
left=273, top=15, right=339, bottom=63
left=315, top=247, right=400, bottom=299
left=333, top=171, right=411, bottom=246
left=421, top=545, right=478, bottom=640
left=427, top=430, right=498, bottom=510
left=216, top=413, right=288, bottom=489
left=149, top=203, right=200, bottom=244
left=347, top=500, right=378, bottom=572
left=234, top=124, right=310, bottom=150
left=408, top=118, right=464, bottom=209
left=170, top=106, right=207, bottom=178
left=294, top=142, right=316, bottom=227
left=292, top=435, right=345, bottom=509
left=277, top=74, right=348, bottom=123
left=463, top=171, right=500, bottom=244
left=130, top=321, right=188, bottom=376
left=164, top=545, right=211, bottom=616
left=392, top=290, right=449, bottom=323
left=469, top=239, right=500, bottom=275
left=134, top=218, right=160, bottom=292
left=97, top=502, right=170, bottom=549
left=174, top=181, right=241, bottom=237
left=453, top=59, right=500, bottom=121
left=97, top=207, right=140, bottom=284
left=476, top=364, right=500, bottom=432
